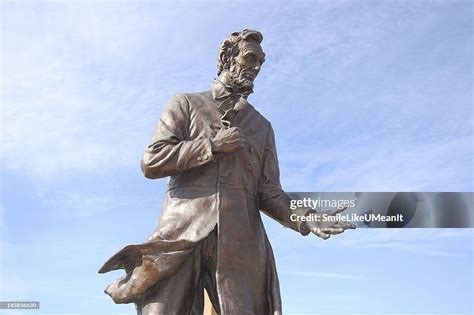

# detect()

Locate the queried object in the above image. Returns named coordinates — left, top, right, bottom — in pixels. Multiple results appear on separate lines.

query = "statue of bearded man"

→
left=99, top=29, right=355, bottom=315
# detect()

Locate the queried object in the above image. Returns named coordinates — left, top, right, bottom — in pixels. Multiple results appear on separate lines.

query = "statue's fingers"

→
left=332, top=228, right=345, bottom=235
left=323, top=227, right=345, bottom=235
left=329, top=206, right=347, bottom=216
left=313, top=229, right=330, bottom=240
left=333, top=222, right=356, bottom=230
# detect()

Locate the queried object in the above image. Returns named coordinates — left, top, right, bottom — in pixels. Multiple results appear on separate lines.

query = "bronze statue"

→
left=99, top=29, right=355, bottom=315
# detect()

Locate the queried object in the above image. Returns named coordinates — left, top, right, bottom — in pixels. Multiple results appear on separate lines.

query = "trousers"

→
left=135, top=228, right=220, bottom=315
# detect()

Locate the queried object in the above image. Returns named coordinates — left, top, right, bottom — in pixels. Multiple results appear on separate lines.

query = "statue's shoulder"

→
left=176, top=90, right=212, bottom=104
left=246, top=103, right=272, bottom=131
left=163, top=91, right=212, bottom=114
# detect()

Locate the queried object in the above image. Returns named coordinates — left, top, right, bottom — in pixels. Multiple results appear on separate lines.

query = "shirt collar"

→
left=211, top=79, right=252, bottom=101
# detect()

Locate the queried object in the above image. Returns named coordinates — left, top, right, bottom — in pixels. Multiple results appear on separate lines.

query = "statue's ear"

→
left=219, top=50, right=229, bottom=70
left=219, top=41, right=237, bottom=71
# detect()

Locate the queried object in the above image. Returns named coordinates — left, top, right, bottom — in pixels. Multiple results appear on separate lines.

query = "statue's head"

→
left=217, top=29, right=266, bottom=92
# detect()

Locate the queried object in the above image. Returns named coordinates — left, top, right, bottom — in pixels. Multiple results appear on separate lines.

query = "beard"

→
left=228, top=67, right=254, bottom=92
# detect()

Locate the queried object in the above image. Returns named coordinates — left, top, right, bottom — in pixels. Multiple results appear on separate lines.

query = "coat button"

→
left=197, top=156, right=202, bottom=161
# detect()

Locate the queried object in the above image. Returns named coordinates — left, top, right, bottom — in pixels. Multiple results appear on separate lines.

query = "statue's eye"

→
left=245, top=54, right=256, bottom=63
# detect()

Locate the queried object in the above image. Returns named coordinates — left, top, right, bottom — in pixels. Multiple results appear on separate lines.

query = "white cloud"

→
left=320, top=229, right=472, bottom=257
left=34, top=187, right=159, bottom=217
left=0, top=3, right=196, bottom=179
left=0, top=52, right=161, bottom=177
left=267, top=221, right=473, bottom=257
left=1, top=1, right=472, bottom=192
left=280, top=270, right=373, bottom=280
left=279, top=135, right=472, bottom=191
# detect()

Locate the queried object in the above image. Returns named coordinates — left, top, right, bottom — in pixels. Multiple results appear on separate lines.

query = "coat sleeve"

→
left=258, top=125, right=312, bottom=235
left=141, top=94, right=214, bottom=179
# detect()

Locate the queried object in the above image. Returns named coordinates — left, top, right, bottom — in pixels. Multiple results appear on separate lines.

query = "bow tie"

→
left=211, top=80, right=251, bottom=110
left=211, top=80, right=250, bottom=128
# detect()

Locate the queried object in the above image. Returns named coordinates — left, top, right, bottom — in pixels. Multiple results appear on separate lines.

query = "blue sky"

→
left=1, top=1, right=472, bottom=314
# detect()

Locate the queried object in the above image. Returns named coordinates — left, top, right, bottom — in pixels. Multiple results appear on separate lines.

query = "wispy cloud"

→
left=36, top=188, right=159, bottom=217
left=2, top=1, right=471, bottom=190
left=268, top=224, right=473, bottom=257
left=323, top=229, right=472, bottom=257
left=39, top=192, right=129, bottom=217
left=1, top=3, right=198, bottom=179
left=280, top=270, right=373, bottom=280
left=279, top=133, right=472, bottom=192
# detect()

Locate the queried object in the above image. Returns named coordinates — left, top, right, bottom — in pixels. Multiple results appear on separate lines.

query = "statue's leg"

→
left=190, top=228, right=219, bottom=315
left=202, top=228, right=220, bottom=314
left=137, top=238, right=206, bottom=315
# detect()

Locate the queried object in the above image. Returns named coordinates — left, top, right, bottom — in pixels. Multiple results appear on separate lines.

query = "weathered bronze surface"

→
left=99, top=29, right=355, bottom=315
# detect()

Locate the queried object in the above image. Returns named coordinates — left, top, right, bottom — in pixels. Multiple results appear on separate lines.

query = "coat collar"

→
left=211, top=79, right=252, bottom=101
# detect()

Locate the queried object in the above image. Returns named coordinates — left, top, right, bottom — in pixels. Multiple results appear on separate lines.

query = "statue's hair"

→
left=217, top=29, right=264, bottom=75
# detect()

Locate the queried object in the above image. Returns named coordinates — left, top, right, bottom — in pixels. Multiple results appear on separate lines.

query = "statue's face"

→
left=228, top=39, right=265, bottom=91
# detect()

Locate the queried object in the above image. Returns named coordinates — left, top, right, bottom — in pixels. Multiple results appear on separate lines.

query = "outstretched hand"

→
left=306, top=207, right=356, bottom=240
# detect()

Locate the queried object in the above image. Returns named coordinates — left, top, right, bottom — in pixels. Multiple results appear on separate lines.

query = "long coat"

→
left=99, top=86, right=310, bottom=314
